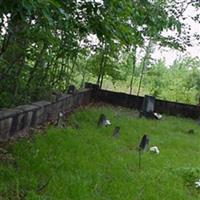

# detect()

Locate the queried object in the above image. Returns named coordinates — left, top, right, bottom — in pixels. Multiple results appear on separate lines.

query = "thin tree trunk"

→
left=96, top=42, right=107, bottom=86
left=26, top=43, right=48, bottom=89
left=129, top=46, right=137, bottom=94
left=96, top=51, right=105, bottom=85
left=99, top=54, right=107, bottom=88
left=80, top=61, right=88, bottom=88
left=137, top=40, right=152, bottom=96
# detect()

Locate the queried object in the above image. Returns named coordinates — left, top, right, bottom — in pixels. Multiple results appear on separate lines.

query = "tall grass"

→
left=0, top=106, right=200, bottom=199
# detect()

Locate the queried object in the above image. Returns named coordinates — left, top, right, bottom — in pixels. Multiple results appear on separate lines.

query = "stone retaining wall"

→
left=1, top=82, right=199, bottom=141
left=0, top=88, right=92, bottom=141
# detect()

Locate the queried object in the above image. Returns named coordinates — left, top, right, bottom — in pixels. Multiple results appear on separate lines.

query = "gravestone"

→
left=139, top=134, right=149, bottom=151
left=67, top=85, right=76, bottom=95
left=143, top=95, right=155, bottom=113
left=138, top=134, right=149, bottom=169
left=97, top=114, right=106, bottom=127
left=56, top=112, right=65, bottom=128
left=140, top=95, right=156, bottom=118
left=97, top=114, right=111, bottom=127
left=187, top=129, right=195, bottom=134
left=112, top=126, right=120, bottom=137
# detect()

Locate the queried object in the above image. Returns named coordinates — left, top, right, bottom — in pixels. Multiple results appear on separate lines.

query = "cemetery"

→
left=0, top=83, right=200, bottom=199
left=1, top=1, right=200, bottom=199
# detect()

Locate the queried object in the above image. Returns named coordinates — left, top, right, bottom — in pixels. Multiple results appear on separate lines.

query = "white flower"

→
left=59, top=112, right=64, bottom=117
left=149, top=146, right=160, bottom=154
left=154, top=112, right=162, bottom=120
left=105, top=119, right=111, bottom=126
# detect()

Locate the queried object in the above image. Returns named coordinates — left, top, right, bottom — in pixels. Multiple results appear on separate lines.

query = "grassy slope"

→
left=1, top=106, right=200, bottom=200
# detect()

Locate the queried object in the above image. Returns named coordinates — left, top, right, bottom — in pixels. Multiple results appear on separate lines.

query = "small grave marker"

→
left=67, top=85, right=76, bottom=95
left=187, top=129, right=195, bottom=134
left=140, top=95, right=162, bottom=120
left=112, top=126, right=120, bottom=137
left=138, top=134, right=149, bottom=169
left=56, top=112, right=65, bottom=127
left=139, top=134, right=149, bottom=151
left=97, top=114, right=111, bottom=127
left=143, top=95, right=155, bottom=113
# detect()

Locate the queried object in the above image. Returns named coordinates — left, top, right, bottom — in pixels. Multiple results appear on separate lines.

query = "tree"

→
left=0, top=0, right=199, bottom=108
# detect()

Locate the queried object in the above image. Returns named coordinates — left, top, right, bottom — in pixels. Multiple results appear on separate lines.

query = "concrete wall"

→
left=0, top=88, right=92, bottom=141
left=93, top=87, right=200, bottom=119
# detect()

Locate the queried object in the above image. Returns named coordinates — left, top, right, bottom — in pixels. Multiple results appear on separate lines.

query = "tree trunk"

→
left=96, top=50, right=105, bottom=86
left=137, top=40, right=152, bottom=96
left=129, top=46, right=137, bottom=94
left=1, top=12, right=28, bottom=97
left=96, top=42, right=107, bottom=86
left=26, top=43, right=48, bottom=90
left=99, top=54, right=108, bottom=88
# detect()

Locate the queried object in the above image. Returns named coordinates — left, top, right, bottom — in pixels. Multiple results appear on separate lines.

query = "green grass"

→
left=1, top=106, right=200, bottom=200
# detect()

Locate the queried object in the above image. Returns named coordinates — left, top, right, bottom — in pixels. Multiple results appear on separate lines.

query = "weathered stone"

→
left=73, top=93, right=80, bottom=108
left=0, top=109, right=22, bottom=140
left=51, top=91, right=63, bottom=102
left=0, top=88, right=93, bottom=141
left=48, top=100, right=64, bottom=121
left=62, top=95, right=72, bottom=113
left=50, top=95, right=57, bottom=103
left=77, top=91, right=88, bottom=106
left=57, top=94, right=69, bottom=113
left=0, top=109, right=21, bottom=119
left=139, top=95, right=156, bottom=118
left=97, top=114, right=111, bottom=127
left=67, top=85, right=76, bottom=95
left=55, top=112, right=66, bottom=128
left=0, top=117, right=13, bottom=141
left=139, top=135, right=149, bottom=151
left=97, top=114, right=106, bottom=127
left=15, top=105, right=39, bottom=132
left=112, top=126, right=120, bottom=137
left=57, top=94, right=68, bottom=101
left=65, top=95, right=74, bottom=112
left=143, top=95, right=155, bottom=113
left=81, top=89, right=92, bottom=105
left=32, top=101, right=51, bottom=125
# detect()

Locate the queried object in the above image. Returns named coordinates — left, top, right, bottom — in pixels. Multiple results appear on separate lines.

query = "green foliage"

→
left=104, top=56, right=200, bottom=104
left=144, top=57, right=200, bottom=104
left=1, top=0, right=197, bottom=108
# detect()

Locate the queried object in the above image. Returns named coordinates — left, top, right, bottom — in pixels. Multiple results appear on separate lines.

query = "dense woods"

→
left=0, top=0, right=199, bottom=108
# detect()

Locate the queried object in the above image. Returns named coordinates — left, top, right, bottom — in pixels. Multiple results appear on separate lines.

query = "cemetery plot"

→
left=0, top=106, right=200, bottom=200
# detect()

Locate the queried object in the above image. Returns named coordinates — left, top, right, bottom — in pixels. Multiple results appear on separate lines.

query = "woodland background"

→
left=0, top=0, right=199, bottom=108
